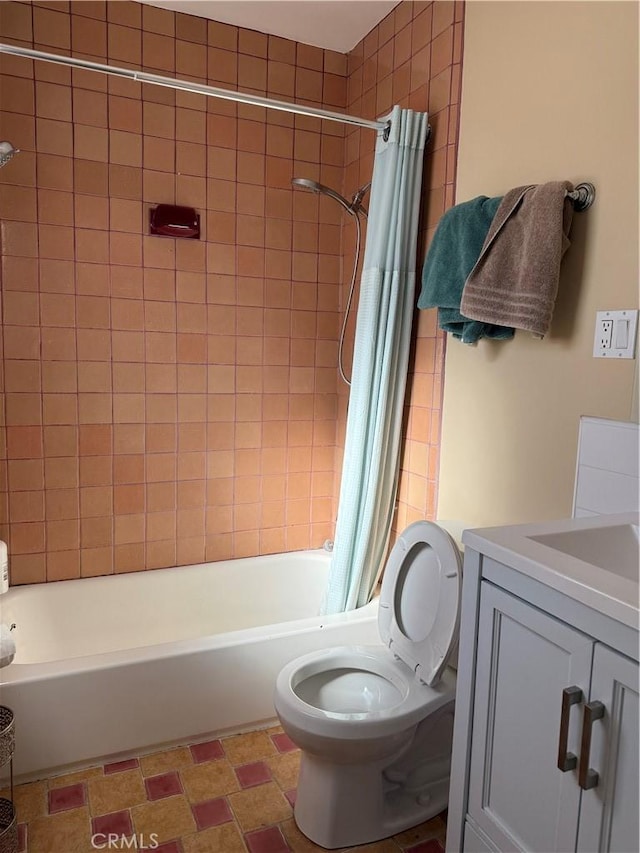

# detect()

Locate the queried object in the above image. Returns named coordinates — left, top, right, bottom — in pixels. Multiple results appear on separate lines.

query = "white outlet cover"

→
left=593, top=309, right=638, bottom=358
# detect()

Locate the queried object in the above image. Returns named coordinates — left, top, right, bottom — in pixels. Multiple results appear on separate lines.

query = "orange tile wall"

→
left=0, top=0, right=463, bottom=586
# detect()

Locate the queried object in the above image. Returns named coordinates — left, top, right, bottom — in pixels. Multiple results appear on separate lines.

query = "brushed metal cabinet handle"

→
left=579, top=700, right=605, bottom=790
left=557, top=685, right=583, bottom=772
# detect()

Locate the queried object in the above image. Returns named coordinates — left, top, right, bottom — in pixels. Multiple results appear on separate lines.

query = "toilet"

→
left=274, top=520, right=462, bottom=849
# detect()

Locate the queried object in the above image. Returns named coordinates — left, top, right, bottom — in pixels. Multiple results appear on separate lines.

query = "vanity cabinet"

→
left=447, top=543, right=639, bottom=853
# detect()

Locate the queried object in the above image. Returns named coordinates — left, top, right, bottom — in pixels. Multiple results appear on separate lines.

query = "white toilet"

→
left=274, top=520, right=462, bottom=849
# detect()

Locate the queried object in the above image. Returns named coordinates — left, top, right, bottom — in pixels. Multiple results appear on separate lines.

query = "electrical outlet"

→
left=593, top=309, right=639, bottom=358
left=599, top=319, right=613, bottom=349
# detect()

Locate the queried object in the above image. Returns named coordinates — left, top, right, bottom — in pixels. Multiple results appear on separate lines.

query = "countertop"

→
left=462, top=512, right=639, bottom=629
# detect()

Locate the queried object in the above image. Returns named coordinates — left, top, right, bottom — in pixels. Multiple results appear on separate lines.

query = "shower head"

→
left=292, top=177, right=354, bottom=215
left=292, top=177, right=370, bottom=218
left=0, top=141, right=20, bottom=168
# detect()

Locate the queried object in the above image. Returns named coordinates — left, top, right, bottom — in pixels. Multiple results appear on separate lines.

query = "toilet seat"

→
left=275, top=520, right=461, bottom=730
left=275, top=645, right=456, bottom=741
left=378, top=520, right=462, bottom=686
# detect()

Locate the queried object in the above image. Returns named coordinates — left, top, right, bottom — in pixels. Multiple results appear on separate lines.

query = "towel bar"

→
left=566, top=182, right=595, bottom=211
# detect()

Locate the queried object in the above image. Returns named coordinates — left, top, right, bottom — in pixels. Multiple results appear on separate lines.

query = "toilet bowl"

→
left=274, top=520, right=462, bottom=849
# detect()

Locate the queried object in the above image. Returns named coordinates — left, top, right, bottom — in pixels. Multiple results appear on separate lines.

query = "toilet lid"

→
left=378, top=521, right=462, bottom=687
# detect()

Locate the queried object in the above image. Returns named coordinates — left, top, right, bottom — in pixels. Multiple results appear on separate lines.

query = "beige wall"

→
left=438, top=1, right=639, bottom=528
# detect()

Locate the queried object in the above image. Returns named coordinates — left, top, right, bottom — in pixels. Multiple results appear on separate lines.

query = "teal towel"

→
left=417, top=195, right=515, bottom=344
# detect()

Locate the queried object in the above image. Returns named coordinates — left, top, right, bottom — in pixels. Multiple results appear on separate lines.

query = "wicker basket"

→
left=0, top=798, right=17, bottom=853
left=0, top=710, right=14, bottom=768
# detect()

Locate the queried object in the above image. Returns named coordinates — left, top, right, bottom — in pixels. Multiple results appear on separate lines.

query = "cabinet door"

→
left=577, top=644, right=639, bottom=853
left=463, top=820, right=499, bottom=853
left=467, top=583, right=594, bottom=853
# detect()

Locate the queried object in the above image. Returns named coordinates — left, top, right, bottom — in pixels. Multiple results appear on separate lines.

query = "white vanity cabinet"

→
left=576, top=644, right=638, bottom=853
left=446, top=514, right=639, bottom=853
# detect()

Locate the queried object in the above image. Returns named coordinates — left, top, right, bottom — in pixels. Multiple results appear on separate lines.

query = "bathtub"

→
left=0, top=549, right=381, bottom=781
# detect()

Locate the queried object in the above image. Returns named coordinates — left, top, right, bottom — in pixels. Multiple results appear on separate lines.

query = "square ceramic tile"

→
left=407, top=840, right=445, bottom=853
left=47, top=783, right=86, bottom=814
left=104, top=758, right=140, bottom=775
left=88, top=769, right=147, bottom=816
left=132, top=797, right=197, bottom=844
left=190, top=739, right=225, bottom=764
left=153, top=842, right=182, bottom=853
left=222, top=730, right=277, bottom=765
left=393, top=816, right=448, bottom=848
left=191, top=796, right=234, bottom=831
left=91, top=810, right=133, bottom=838
left=235, top=761, right=272, bottom=789
left=244, top=825, right=291, bottom=853
left=180, top=759, right=239, bottom=802
left=139, top=747, right=193, bottom=777
left=228, top=782, right=292, bottom=832
left=265, top=751, right=300, bottom=790
left=28, top=807, right=91, bottom=853
left=270, top=733, right=297, bottom=754
left=182, top=823, right=247, bottom=853
left=145, top=771, right=184, bottom=801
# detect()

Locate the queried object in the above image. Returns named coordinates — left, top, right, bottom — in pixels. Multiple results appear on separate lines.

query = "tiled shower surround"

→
left=0, top=0, right=463, bottom=584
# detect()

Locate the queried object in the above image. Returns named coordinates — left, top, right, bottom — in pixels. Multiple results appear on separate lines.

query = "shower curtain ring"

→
left=383, top=120, right=391, bottom=142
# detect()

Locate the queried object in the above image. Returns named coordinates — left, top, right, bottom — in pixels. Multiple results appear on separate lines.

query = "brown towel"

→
left=460, top=181, right=574, bottom=337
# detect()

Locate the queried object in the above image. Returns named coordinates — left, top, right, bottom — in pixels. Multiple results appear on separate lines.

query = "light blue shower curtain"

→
left=324, top=106, right=429, bottom=614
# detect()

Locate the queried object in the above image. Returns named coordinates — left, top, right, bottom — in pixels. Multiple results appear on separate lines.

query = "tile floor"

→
left=1, top=725, right=447, bottom=853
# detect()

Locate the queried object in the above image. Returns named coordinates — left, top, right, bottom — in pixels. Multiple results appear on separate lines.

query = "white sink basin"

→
left=529, top=523, right=639, bottom=581
left=463, top=512, right=639, bottom=628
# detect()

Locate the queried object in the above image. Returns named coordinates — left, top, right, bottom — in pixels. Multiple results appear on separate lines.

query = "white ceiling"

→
left=137, top=1, right=399, bottom=53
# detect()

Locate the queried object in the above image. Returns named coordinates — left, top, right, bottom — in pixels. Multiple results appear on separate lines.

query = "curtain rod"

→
left=0, top=43, right=390, bottom=136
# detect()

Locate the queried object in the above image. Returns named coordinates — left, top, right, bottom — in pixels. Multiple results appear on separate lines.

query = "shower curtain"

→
left=324, top=106, right=429, bottom=614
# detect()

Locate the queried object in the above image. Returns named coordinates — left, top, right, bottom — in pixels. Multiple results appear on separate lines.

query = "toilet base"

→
left=294, top=752, right=450, bottom=849
left=293, top=704, right=454, bottom=849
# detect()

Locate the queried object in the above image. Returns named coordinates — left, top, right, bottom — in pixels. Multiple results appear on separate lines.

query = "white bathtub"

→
left=0, top=550, right=381, bottom=781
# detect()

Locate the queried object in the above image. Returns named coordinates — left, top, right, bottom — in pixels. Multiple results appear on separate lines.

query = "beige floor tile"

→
left=228, top=780, right=292, bottom=832
left=392, top=814, right=446, bottom=846
left=28, top=806, right=92, bottom=853
left=282, top=818, right=406, bottom=853
left=182, top=823, right=247, bottom=853
left=222, top=729, right=277, bottom=765
left=281, top=817, right=325, bottom=852
left=351, top=839, right=402, bottom=852
left=89, top=840, right=140, bottom=853
left=132, top=794, right=196, bottom=844
left=0, top=780, right=47, bottom=822
left=266, top=723, right=284, bottom=735
left=180, top=759, right=239, bottom=803
left=87, top=769, right=147, bottom=816
left=265, top=749, right=300, bottom=790
left=48, top=765, right=104, bottom=789
left=138, top=746, right=193, bottom=777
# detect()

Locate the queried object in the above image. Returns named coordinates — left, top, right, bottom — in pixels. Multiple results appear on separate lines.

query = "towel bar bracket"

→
left=567, top=182, right=596, bottom=212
